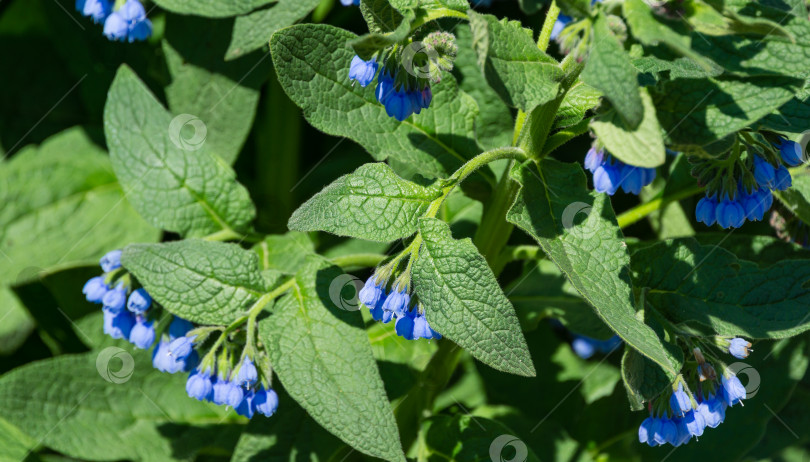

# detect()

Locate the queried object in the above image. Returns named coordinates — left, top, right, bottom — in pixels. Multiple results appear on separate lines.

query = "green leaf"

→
left=590, top=87, right=665, bottom=168
left=104, top=65, right=256, bottom=238
left=422, top=414, right=541, bottom=461
left=469, top=11, right=564, bottom=112
left=288, top=163, right=442, bottom=242
left=623, top=0, right=716, bottom=69
left=506, top=260, right=615, bottom=340
left=0, top=351, right=234, bottom=461
left=0, top=287, right=33, bottom=356
left=258, top=258, right=406, bottom=462
left=553, top=81, right=601, bottom=129
left=653, top=75, right=800, bottom=148
left=252, top=232, right=316, bottom=274
left=150, top=0, right=274, bottom=17
left=122, top=240, right=269, bottom=325
left=692, top=233, right=810, bottom=267
left=633, top=238, right=810, bottom=339
left=758, top=93, right=810, bottom=135
left=412, top=217, right=535, bottom=377
left=163, top=14, right=271, bottom=164
left=582, top=13, right=644, bottom=128
left=360, top=0, right=406, bottom=34
left=225, top=0, right=322, bottom=60
left=453, top=25, right=514, bottom=150
left=0, top=416, right=36, bottom=462
left=506, top=160, right=678, bottom=376
left=621, top=347, right=675, bottom=410
left=0, top=127, right=159, bottom=285
left=271, top=24, right=482, bottom=180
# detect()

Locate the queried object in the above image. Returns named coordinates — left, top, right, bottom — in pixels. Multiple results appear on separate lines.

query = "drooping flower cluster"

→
left=585, top=147, right=656, bottom=195
left=571, top=334, right=622, bottom=359
left=185, top=357, right=278, bottom=419
left=637, top=344, right=750, bottom=447
left=83, top=249, right=158, bottom=350
left=694, top=136, right=801, bottom=229
left=347, top=32, right=457, bottom=121
left=359, top=273, right=441, bottom=341
left=85, top=249, right=278, bottom=419
left=75, top=0, right=152, bottom=42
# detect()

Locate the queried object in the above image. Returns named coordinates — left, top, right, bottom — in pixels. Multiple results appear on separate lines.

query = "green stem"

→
left=411, top=8, right=469, bottom=30
left=202, top=228, right=263, bottom=244
left=537, top=0, right=560, bottom=52
left=616, top=185, right=704, bottom=228
left=473, top=162, right=522, bottom=265
left=329, top=253, right=387, bottom=269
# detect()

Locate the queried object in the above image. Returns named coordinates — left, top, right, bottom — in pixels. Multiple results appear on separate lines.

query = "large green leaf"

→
left=469, top=11, right=564, bottom=112
left=258, top=258, right=406, bottom=462
left=0, top=416, right=36, bottom=461
left=413, top=218, right=535, bottom=376
left=288, top=163, right=442, bottom=242
left=104, top=65, right=256, bottom=238
left=506, top=260, right=615, bottom=340
left=270, top=24, right=482, bottom=180
left=0, top=127, right=159, bottom=285
left=163, top=14, right=271, bottom=165
left=225, top=0, right=322, bottom=60
left=633, top=238, right=810, bottom=339
left=590, top=87, right=665, bottom=168
left=122, top=240, right=269, bottom=325
left=506, top=160, right=678, bottom=376
left=150, top=0, right=274, bottom=17
left=582, top=13, right=643, bottom=128
left=0, top=351, right=235, bottom=461
left=653, top=75, right=800, bottom=147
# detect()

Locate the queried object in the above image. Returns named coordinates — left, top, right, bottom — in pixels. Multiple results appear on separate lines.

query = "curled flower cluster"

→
left=85, top=249, right=278, bottom=419
left=695, top=136, right=802, bottom=229
left=585, top=147, right=656, bottom=195
left=637, top=341, right=751, bottom=447
left=359, top=274, right=441, bottom=341
left=348, top=32, right=457, bottom=121
left=83, top=250, right=158, bottom=350
left=185, top=357, right=278, bottom=419
left=349, top=57, right=433, bottom=122
left=75, top=0, right=152, bottom=42
left=571, top=334, right=622, bottom=359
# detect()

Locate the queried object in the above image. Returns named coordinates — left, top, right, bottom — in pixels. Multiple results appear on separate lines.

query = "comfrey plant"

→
left=3, top=0, right=810, bottom=460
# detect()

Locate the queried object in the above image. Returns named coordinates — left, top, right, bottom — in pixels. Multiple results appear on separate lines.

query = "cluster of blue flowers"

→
left=83, top=250, right=158, bottom=349
left=695, top=140, right=802, bottom=229
left=585, top=147, right=656, bottom=195
left=340, top=0, right=360, bottom=5
left=75, top=0, right=152, bottom=42
left=184, top=357, right=279, bottom=419
left=359, top=275, right=441, bottom=341
left=349, top=57, right=433, bottom=122
left=571, top=334, right=622, bottom=359
left=638, top=338, right=751, bottom=447
left=84, top=249, right=277, bottom=419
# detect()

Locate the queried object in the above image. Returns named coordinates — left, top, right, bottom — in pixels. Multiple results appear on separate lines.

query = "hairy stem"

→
left=617, top=185, right=705, bottom=229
